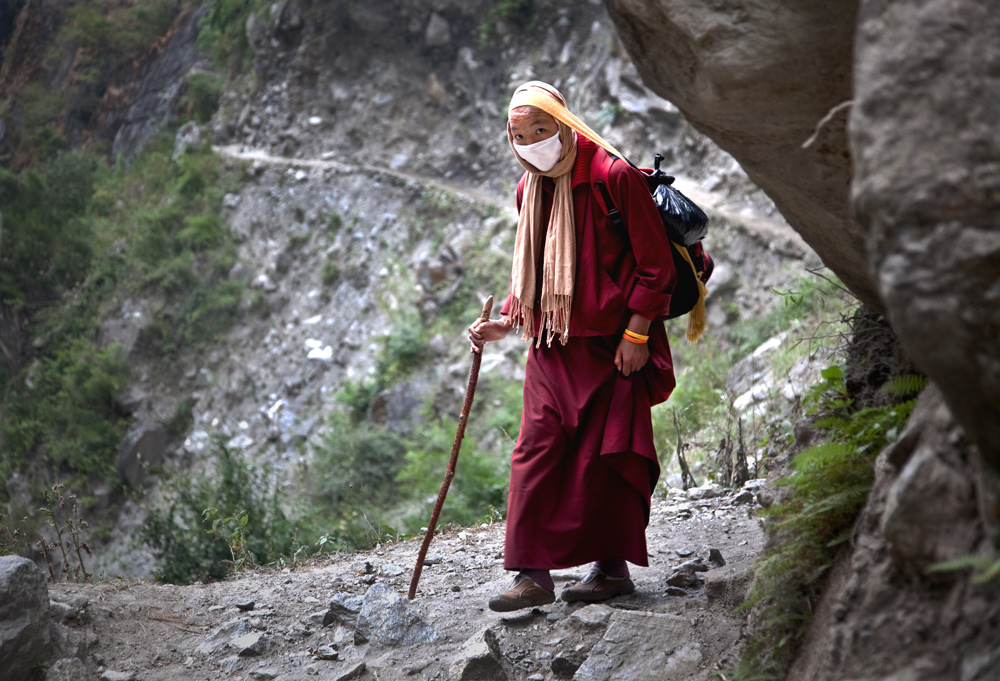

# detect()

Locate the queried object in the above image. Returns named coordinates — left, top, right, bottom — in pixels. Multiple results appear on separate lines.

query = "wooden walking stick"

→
left=408, top=295, right=493, bottom=599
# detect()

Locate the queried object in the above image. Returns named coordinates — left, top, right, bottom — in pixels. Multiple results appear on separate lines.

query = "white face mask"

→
left=514, top=133, right=562, bottom=172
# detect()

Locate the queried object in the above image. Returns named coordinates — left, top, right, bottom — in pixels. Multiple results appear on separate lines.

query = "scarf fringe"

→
left=540, top=293, right=572, bottom=347
left=506, top=295, right=573, bottom=347
left=505, top=296, right=536, bottom=342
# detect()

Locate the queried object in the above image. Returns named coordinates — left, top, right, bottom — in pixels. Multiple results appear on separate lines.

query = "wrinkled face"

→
left=509, top=106, right=558, bottom=146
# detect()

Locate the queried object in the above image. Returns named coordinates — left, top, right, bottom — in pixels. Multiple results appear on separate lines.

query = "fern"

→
left=734, top=367, right=926, bottom=680
left=789, top=441, right=855, bottom=469
left=928, top=554, right=1000, bottom=584
left=880, top=374, right=928, bottom=396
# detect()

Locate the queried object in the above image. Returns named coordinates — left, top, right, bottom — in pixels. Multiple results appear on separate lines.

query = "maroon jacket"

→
left=500, top=135, right=677, bottom=335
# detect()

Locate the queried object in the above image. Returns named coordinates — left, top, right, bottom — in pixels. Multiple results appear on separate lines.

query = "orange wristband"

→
left=622, top=332, right=648, bottom=344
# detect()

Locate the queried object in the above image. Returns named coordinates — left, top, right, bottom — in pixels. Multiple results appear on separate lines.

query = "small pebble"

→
left=236, top=600, right=256, bottom=611
left=313, top=646, right=338, bottom=661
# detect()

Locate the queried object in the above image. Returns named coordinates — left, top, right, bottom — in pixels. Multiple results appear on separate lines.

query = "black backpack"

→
left=592, top=152, right=713, bottom=340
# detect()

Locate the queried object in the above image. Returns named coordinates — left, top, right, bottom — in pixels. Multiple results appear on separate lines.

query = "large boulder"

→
left=603, top=0, right=1000, bottom=467
left=602, top=0, right=877, bottom=311
left=850, top=0, right=1000, bottom=467
left=602, top=0, right=1000, bottom=678
left=0, top=555, right=51, bottom=678
left=354, top=584, right=437, bottom=647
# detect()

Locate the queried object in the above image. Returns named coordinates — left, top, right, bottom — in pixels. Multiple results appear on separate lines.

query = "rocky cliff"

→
left=605, top=0, right=1000, bottom=679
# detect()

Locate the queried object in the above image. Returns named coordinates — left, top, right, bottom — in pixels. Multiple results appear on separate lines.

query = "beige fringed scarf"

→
left=506, top=82, right=629, bottom=346
left=506, top=81, right=708, bottom=345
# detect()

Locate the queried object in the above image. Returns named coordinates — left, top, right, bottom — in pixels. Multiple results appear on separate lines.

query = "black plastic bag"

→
left=646, top=154, right=708, bottom=246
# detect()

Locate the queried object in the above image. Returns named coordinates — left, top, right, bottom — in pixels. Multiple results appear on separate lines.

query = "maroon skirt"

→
left=503, top=327, right=674, bottom=570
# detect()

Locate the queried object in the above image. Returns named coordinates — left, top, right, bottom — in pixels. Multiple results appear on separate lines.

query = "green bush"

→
left=335, top=320, right=427, bottom=420
left=396, top=418, right=509, bottom=532
left=179, top=72, right=225, bottom=124
left=0, top=151, right=103, bottom=303
left=734, top=367, right=926, bottom=680
left=655, top=272, right=853, bottom=482
left=479, top=0, right=534, bottom=47
left=197, top=0, right=270, bottom=68
left=1, top=139, right=245, bottom=511
left=140, top=441, right=299, bottom=584
left=312, top=415, right=408, bottom=511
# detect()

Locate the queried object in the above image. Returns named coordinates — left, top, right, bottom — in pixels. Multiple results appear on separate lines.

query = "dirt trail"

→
left=213, top=145, right=514, bottom=218
left=213, top=145, right=808, bottom=257
left=50, top=486, right=764, bottom=681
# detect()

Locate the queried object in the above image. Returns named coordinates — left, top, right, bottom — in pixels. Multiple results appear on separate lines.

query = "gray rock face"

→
left=604, top=3, right=1000, bottom=672
left=111, top=5, right=210, bottom=164
left=882, top=444, right=978, bottom=576
left=196, top=619, right=251, bottom=656
left=0, top=556, right=51, bottom=679
left=46, top=657, right=94, bottom=681
left=327, top=593, right=364, bottom=627
left=574, top=610, right=701, bottom=681
left=116, top=422, right=168, bottom=488
left=603, top=0, right=877, bottom=311
left=229, top=631, right=273, bottom=657
left=606, top=0, right=1000, bottom=468
left=850, top=0, right=1000, bottom=467
left=449, top=627, right=507, bottom=681
left=354, top=584, right=437, bottom=647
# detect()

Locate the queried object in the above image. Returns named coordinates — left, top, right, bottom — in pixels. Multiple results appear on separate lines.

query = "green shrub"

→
left=1, top=315, right=129, bottom=492
left=396, top=418, right=509, bottom=532
left=197, top=0, right=270, bottom=68
left=734, top=367, right=926, bottom=680
left=140, top=441, right=299, bottom=584
left=479, top=0, right=534, bottom=47
left=335, top=320, right=427, bottom=420
left=179, top=72, right=225, bottom=124
left=1, top=139, right=244, bottom=511
left=0, top=151, right=103, bottom=302
left=309, top=413, right=409, bottom=549
left=325, top=212, right=343, bottom=231
left=656, top=271, right=852, bottom=483
left=312, top=416, right=408, bottom=510
left=321, top=259, right=341, bottom=286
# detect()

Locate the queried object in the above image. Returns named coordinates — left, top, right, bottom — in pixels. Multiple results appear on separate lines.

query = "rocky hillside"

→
left=2, top=0, right=819, bottom=580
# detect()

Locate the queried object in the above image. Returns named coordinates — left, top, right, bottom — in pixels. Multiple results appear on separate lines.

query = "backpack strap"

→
left=590, top=149, right=710, bottom=343
left=590, top=149, right=624, bottom=231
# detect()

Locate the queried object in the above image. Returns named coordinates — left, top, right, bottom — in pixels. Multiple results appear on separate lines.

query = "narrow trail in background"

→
left=214, top=144, right=514, bottom=218
left=214, top=145, right=810, bottom=256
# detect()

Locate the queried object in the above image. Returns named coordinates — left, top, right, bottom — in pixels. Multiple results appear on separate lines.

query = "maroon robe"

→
left=500, top=136, right=677, bottom=570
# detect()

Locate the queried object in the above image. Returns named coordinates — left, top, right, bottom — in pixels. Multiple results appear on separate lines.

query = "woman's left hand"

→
left=615, top=338, right=649, bottom=376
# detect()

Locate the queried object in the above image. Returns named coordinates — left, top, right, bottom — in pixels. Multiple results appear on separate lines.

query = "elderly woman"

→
left=469, top=81, right=678, bottom=611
